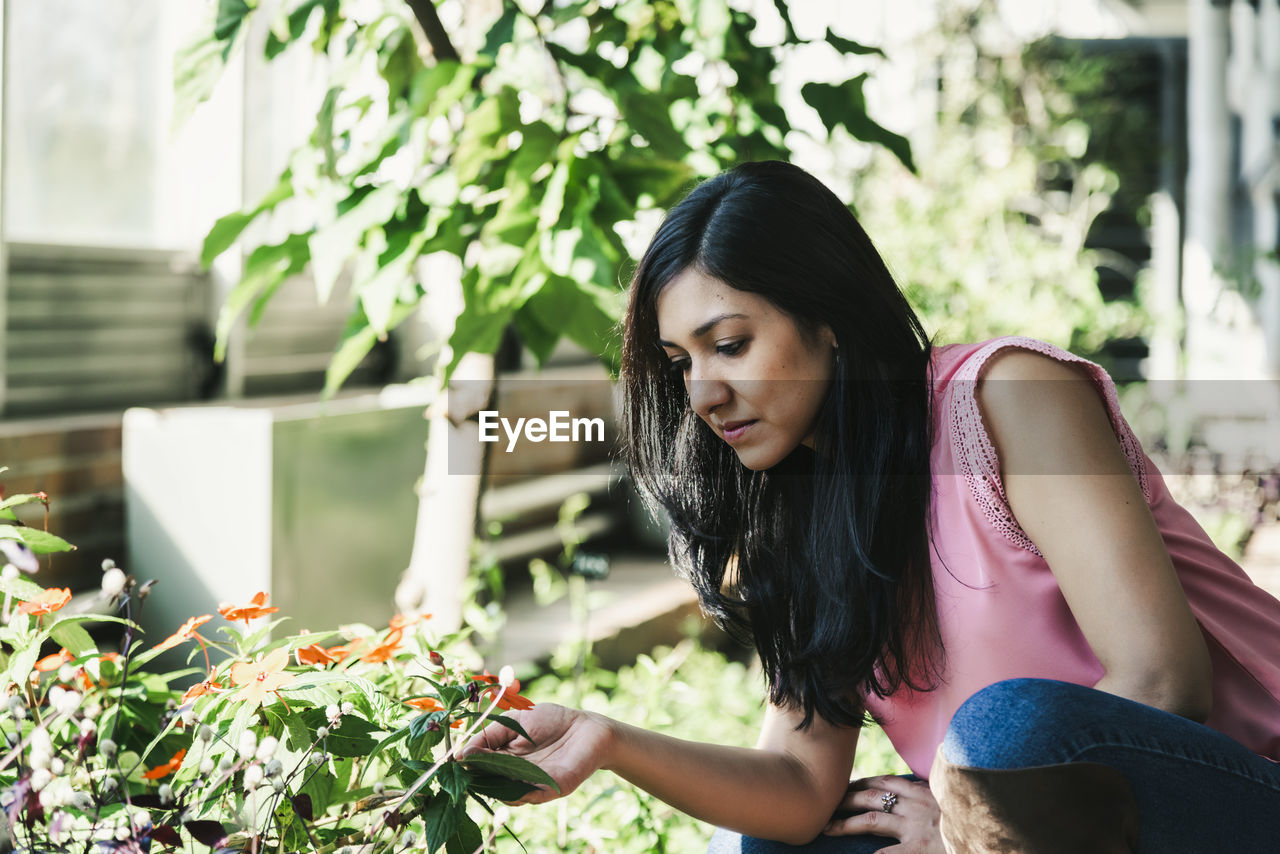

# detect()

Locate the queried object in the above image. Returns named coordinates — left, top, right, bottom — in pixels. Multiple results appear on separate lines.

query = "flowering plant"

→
left=0, top=484, right=547, bottom=853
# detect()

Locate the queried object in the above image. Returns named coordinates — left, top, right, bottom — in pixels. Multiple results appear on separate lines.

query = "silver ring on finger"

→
left=880, top=792, right=898, bottom=814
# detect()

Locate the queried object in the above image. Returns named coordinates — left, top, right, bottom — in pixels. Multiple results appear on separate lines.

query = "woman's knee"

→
left=941, top=678, right=1093, bottom=768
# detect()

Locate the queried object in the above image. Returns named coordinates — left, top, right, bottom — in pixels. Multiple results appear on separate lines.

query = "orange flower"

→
left=405, top=696, right=444, bottom=712
left=359, top=629, right=403, bottom=664
left=18, top=587, right=71, bottom=617
left=34, top=648, right=73, bottom=673
left=490, top=683, right=535, bottom=711
left=180, top=678, right=224, bottom=705
left=78, top=652, right=122, bottom=691
left=217, top=591, right=279, bottom=626
left=229, top=648, right=296, bottom=706
left=142, top=748, right=186, bottom=780
left=470, top=672, right=535, bottom=711
left=153, top=615, right=212, bottom=654
left=388, top=612, right=431, bottom=631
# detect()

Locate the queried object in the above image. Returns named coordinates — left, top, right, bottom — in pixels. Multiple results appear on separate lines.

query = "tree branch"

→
left=403, top=0, right=460, bottom=63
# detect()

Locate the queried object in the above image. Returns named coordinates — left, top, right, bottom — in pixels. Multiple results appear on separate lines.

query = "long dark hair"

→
left=621, top=161, right=941, bottom=728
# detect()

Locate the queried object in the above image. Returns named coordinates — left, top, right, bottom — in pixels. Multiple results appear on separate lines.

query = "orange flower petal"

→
left=18, top=587, right=71, bottom=616
left=34, top=648, right=73, bottom=673
left=405, top=696, right=444, bottom=712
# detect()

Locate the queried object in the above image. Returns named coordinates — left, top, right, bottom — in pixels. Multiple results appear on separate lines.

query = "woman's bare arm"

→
left=462, top=699, right=860, bottom=845
left=978, top=350, right=1213, bottom=720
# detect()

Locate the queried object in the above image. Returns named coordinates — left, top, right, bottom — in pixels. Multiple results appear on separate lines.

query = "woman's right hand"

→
left=458, top=703, right=614, bottom=804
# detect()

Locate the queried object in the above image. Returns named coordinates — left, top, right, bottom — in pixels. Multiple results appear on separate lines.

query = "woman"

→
left=462, top=161, right=1280, bottom=852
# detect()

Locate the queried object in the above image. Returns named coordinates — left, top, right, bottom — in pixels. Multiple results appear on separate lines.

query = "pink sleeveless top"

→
left=863, top=336, right=1280, bottom=776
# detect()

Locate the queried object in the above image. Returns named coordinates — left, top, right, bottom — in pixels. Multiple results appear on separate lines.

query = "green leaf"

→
left=460, top=753, right=559, bottom=792
left=265, top=0, right=328, bottom=59
left=0, top=492, right=48, bottom=513
left=200, top=170, right=295, bottom=267
left=480, top=2, right=518, bottom=61
left=421, top=795, right=463, bottom=854
left=322, top=300, right=417, bottom=397
left=300, top=706, right=383, bottom=757
left=617, top=82, right=689, bottom=159
left=49, top=620, right=96, bottom=657
left=301, top=758, right=337, bottom=815
left=274, top=792, right=312, bottom=851
left=800, top=78, right=915, bottom=173
left=770, top=0, right=801, bottom=44
left=445, top=811, right=485, bottom=854
left=436, top=760, right=468, bottom=806
left=486, top=714, right=535, bottom=746
left=464, top=771, right=539, bottom=802
left=0, top=526, right=75, bottom=554
left=825, top=29, right=885, bottom=57
left=214, top=0, right=252, bottom=42
left=0, top=575, right=45, bottom=601
left=309, top=182, right=401, bottom=305
left=214, top=232, right=311, bottom=360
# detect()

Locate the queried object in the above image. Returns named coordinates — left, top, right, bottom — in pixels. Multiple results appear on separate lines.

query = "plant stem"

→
left=402, top=0, right=459, bottom=62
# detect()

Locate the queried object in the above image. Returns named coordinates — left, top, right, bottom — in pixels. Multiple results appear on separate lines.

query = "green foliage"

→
left=844, top=1, right=1146, bottom=356
left=0, top=566, right=547, bottom=852
left=180, top=0, right=912, bottom=390
left=492, top=640, right=906, bottom=852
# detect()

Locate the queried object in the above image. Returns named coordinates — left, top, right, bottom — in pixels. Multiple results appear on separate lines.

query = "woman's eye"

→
left=717, top=340, right=745, bottom=356
left=668, top=359, right=690, bottom=375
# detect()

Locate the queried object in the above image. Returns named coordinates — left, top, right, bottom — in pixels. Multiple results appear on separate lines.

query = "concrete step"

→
left=484, top=553, right=706, bottom=670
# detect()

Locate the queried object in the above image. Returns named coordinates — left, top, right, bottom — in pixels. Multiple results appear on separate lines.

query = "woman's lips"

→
left=722, top=420, right=756, bottom=444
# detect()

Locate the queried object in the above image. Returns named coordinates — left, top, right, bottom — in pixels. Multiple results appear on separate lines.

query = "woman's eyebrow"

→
left=658, top=313, right=748, bottom=347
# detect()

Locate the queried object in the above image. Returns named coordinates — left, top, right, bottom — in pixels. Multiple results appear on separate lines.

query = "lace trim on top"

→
left=949, top=336, right=1151, bottom=556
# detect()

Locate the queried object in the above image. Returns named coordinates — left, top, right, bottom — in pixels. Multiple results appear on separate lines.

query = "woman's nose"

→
left=687, top=366, right=731, bottom=418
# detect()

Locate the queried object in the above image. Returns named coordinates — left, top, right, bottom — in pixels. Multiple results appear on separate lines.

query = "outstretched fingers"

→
left=824, top=776, right=929, bottom=837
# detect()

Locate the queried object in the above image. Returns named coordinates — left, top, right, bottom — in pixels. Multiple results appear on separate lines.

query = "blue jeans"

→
left=707, top=678, right=1280, bottom=853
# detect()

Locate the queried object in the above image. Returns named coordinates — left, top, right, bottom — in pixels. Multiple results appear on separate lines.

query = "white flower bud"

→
left=180, top=707, right=196, bottom=727
left=30, top=768, right=53, bottom=791
left=255, top=735, right=279, bottom=763
left=58, top=664, right=77, bottom=683
left=263, top=759, right=283, bottom=778
left=99, top=776, right=118, bottom=794
left=101, top=558, right=116, bottom=571
left=199, top=758, right=215, bottom=776
left=308, top=752, right=325, bottom=767
left=39, top=786, right=61, bottom=811
left=217, top=757, right=234, bottom=774
left=115, top=823, right=130, bottom=841
left=400, top=831, right=417, bottom=848
left=340, top=701, right=354, bottom=717
left=243, top=764, right=263, bottom=791
left=158, top=784, right=174, bottom=806
left=325, top=704, right=341, bottom=722
left=79, top=718, right=97, bottom=737
left=49, top=758, right=65, bottom=776
left=71, top=791, right=94, bottom=811
left=28, top=727, right=53, bottom=770
left=198, top=725, right=213, bottom=743
left=100, top=568, right=127, bottom=598
left=2, top=564, right=18, bottom=581
left=49, top=686, right=82, bottom=717
left=315, top=726, right=329, bottom=739
left=99, top=738, right=117, bottom=759
left=498, top=665, right=516, bottom=686
left=271, top=776, right=285, bottom=793
left=372, top=781, right=385, bottom=795
left=237, top=730, right=257, bottom=760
